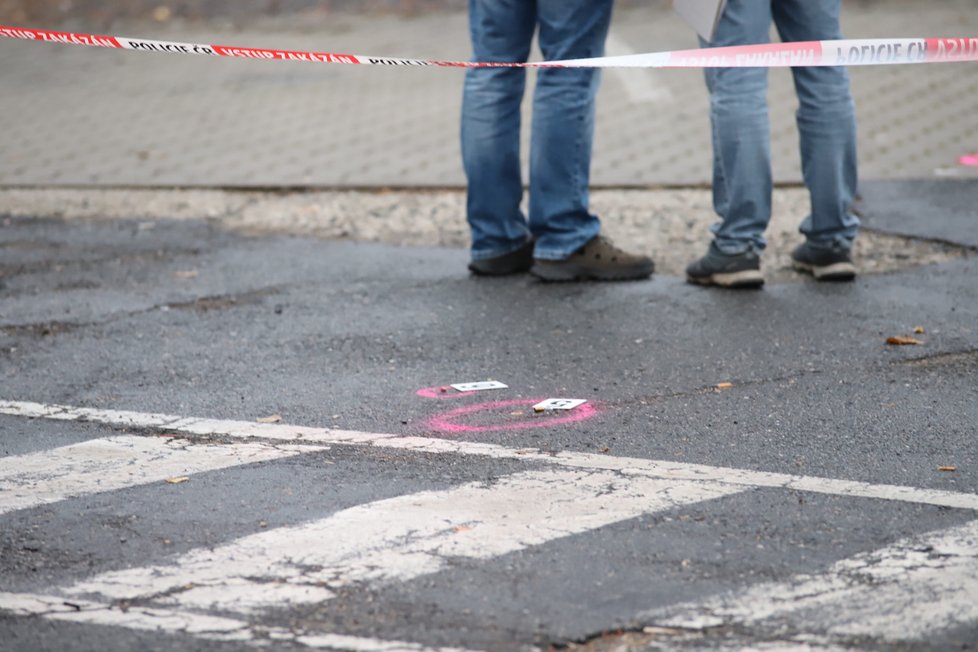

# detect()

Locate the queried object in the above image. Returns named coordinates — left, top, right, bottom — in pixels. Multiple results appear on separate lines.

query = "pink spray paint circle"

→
left=425, top=398, right=599, bottom=434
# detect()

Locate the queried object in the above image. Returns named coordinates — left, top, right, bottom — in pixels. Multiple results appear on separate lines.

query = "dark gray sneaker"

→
left=686, top=243, right=764, bottom=288
left=529, top=235, right=654, bottom=282
left=468, top=239, right=534, bottom=276
left=791, top=241, right=857, bottom=281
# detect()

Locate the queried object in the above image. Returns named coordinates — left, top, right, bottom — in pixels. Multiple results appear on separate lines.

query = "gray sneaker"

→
left=791, top=241, right=856, bottom=281
left=530, top=235, right=654, bottom=282
left=686, top=243, right=764, bottom=288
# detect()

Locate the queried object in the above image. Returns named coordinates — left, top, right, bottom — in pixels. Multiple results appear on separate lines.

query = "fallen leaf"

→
left=642, top=626, right=685, bottom=636
left=152, top=5, right=172, bottom=21
left=938, top=465, right=957, bottom=472
left=174, top=270, right=198, bottom=279
left=914, top=326, right=926, bottom=334
left=257, top=414, right=282, bottom=424
left=600, top=447, right=610, bottom=453
left=452, top=526, right=473, bottom=534
left=716, top=382, right=734, bottom=390
left=165, top=476, right=190, bottom=485
left=886, top=336, right=923, bottom=346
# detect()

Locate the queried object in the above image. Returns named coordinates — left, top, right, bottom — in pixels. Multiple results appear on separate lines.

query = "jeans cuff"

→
left=712, top=239, right=762, bottom=256
left=805, top=235, right=854, bottom=252
left=470, top=237, right=532, bottom=262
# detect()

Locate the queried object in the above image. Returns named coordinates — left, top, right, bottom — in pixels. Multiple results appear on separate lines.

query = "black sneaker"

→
left=529, top=235, right=654, bottom=282
left=791, top=241, right=856, bottom=282
left=468, top=239, right=534, bottom=276
left=686, top=243, right=764, bottom=288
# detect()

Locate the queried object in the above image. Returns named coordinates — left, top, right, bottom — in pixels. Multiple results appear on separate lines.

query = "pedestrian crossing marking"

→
left=2, top=400, right=976, bottom=510
left=0, top=434, right=318, bottom=515
left=63, top=469, right=744, bottom=613
left=2, top=399, right=977, bottom=651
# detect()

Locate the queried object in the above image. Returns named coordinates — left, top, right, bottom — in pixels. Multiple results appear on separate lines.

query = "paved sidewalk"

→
left=1, top=0, right=977, bottom=187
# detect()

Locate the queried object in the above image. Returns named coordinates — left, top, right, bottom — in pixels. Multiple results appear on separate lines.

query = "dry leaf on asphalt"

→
left=938, top=465, right=958, bottom=472
left=886, top=336, right=924, bottom=346
left=914, top=326, right=926, bottom=334
left=165, top=476, right=190, bottom=485
left=716, top=382, right=734, bottom=390
left=643, top=626, right=686, bottom=636
left=257, top=415, right=282, bottom=423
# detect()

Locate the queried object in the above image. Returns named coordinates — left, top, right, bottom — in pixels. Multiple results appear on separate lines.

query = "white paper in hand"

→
left=673, top=0, right=727, bottom=42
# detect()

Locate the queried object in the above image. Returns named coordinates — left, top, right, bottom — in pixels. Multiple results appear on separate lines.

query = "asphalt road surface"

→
left=1, top=187, right=977, bottom=651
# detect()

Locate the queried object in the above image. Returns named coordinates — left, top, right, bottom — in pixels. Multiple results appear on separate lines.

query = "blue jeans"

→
left=703, top=0, right=860, bottom=254
left=461, top=0, right=612, bottom=261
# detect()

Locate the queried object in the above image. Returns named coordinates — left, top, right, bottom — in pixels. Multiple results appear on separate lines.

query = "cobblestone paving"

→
left=1, top=1, right=976, bottom=187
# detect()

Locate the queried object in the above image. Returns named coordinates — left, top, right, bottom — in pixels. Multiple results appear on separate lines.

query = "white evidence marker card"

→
left=450, top=381, right=509, bottom=392
left=534, top=399, right=588, bottom=412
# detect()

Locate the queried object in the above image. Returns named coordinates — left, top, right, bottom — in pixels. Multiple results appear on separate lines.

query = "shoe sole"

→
left=792, top=260, right=857, bottom=282
left=529, top=262, right=654, bottom=282
left=687, top=269, right=765, bottom=288
left=468, top=263, right=532, bottom=277
left=468, top=241, right=535, bottom=277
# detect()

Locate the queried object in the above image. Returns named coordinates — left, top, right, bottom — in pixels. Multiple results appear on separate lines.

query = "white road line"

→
left=0, top=592, right=477, bottom=651
left=3, top=399, right=977, bottom=650
left=64, top=469, right=744, bottom=613
left=0, top=434, right=317, bottom=515
left=643, top=518, right=978, bottom=644
left=3, top=400, right=977, bottom=511
left=605, top=31, right=674, bottom=105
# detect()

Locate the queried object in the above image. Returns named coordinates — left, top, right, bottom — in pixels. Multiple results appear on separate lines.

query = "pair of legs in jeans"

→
left=689, top=0, right=860, bottom=286
left=461, top=0, right=653, bottom=281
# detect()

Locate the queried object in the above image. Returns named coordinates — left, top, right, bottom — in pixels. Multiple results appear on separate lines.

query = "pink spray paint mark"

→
left=426, top=398, right=599, bottom=435
left=959, top=153, right=978, bottom=167
left=415, top=386, right=475, bottom=400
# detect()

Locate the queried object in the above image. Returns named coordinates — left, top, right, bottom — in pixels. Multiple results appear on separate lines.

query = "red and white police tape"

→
left=1, top=25, right=977, bottom=69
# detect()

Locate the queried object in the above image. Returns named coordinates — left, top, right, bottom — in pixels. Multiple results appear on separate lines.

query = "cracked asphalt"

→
left=1, top=179, right=977, bottom=651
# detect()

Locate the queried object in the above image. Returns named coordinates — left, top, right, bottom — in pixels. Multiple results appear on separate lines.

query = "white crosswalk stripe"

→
left=0, top=592, right=476, bottom=651
left=2, top=400, right=978, bottom=651
left=63, top=468, right=744, bottom=613
left=0, top=434, right=318, bottom=515
left=3, top=400, right=976, bottom=510
left=643, top=518, right=978, bottom=645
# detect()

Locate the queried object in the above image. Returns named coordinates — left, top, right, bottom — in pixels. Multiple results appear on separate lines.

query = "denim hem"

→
left=532, top=247, right=577, bottom=261
left=712, top=238, right=766, bottom=256
left=470, top=237, right=532, bottom=262
left=802, top=235, right=856, bottom=252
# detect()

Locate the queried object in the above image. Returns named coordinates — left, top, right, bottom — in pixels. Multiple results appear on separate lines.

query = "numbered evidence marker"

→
left=533, top=398, right=588, bottom=413
left=450, top=381, right=509, bottom=393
